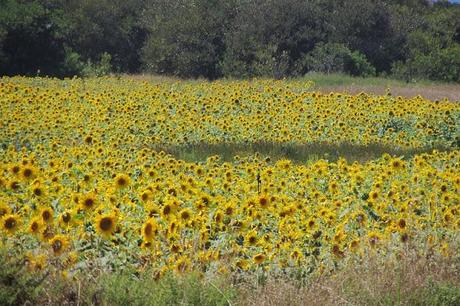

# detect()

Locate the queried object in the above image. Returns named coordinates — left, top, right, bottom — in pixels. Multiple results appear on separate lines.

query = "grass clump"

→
left=41, top=270, right=236, bottom=306
left=152, top=141, right=454, bottom=164
left=99, top=271, right=235, bottom=306
left=0, top=249, right=47, bottom=306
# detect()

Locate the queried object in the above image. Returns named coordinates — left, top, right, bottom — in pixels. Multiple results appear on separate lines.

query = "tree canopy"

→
left=1, top=0, right=459, bottom=81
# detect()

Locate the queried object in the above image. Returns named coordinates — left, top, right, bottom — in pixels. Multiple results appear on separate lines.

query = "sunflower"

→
left=20, top=165, right=37, bottom=181
left=224, top=201, right=236, bottom=216
left=114, top=174, right=130, bottom=189
left=49, top=234, right=70, bottom=256
left=142, top=218, right=158, bottom=242
left=235, top=259, right=249, bottom=271
left=31, top=184, right=45, bottom=198
left=80, top=193, right=97, bottom=211
left=179, top=208, right=192, bottom=224
left=140, top=190, right=152, bottom=202
left=28, top=217, right=43, bottom=235
left=174, top=256, right=191, bottom=274
left=397, top=218, right=407, bottom=230
left=10, top=164, right=20, bottom=176
left=1, top=214, right=20, bottom=235
left=245, top=230, right=258, bottom=246
left=253, top=253, right=266, bottom=265
left=367, top=231, right=382, bottom=248
left=59, top=210, right=77, bottom=229
left=390, top=158, right=404, bottom=171
left=27, top=253, right=47, bottom=271
left=161, top=203, right=174, bottom=219
left=349, top=238, right=360, bottom=252
left=0, top=202, right=10, bottom=217
left=95, top=213, right=117, bottom=238
left=257, top=194, right=269, bottom=209
left=40, top=207, right=54, bottom=224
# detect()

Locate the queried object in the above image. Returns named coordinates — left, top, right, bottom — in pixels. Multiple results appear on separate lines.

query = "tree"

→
left=220, top=0, right=325, bottom=78
left=141, top=0, right=235, bottom=79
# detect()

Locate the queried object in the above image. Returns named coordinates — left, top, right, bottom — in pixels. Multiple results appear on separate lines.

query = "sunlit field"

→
left=1, top=76, right=460, bottom=305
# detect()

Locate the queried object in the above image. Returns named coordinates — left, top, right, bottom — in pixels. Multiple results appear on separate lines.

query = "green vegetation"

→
left=0, top=249, right=47, bottom=305
left=1, top=0, right=460, bottom=82
left=2, top=245, right=460, bottom=306
left=151, top=141, right=455, bottom=164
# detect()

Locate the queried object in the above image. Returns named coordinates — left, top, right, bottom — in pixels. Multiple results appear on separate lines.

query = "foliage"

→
left=98, top=272, right=236, bottom=306
left=393, top=44, right=460, bottom=82
left=0, top=248, right=47, bottom=305
left=1, top=0, right=460, bottom=81
left=80, top=52, right=113, bottom=77
left=141, top=0, right=233, bottom=79
left=296, top=43, right=376, bottom=77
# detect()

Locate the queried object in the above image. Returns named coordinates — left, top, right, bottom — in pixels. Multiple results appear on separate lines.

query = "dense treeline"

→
left=1, top=0, right=459, bottom=81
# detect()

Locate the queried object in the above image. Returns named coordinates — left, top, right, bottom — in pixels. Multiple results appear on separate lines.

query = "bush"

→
left=61, top=50, right=113, bottom=78
left=393, top=44, right=460, bottom=83
left=0, top=249, right=47, bottom=306
left=98, top=271, right=236, bottom=306
left=296, top=43, right=376, bottom=77
left=81, top=52, right=113, bottom=77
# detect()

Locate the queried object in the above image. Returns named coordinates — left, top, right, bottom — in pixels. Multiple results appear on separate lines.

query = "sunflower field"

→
left=1, top=76, right=460, bottom=305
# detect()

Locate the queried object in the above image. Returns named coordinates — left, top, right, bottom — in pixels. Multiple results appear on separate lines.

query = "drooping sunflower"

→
left=142, top=218, right=158, bottom=242
left=253, top=253, right=266, bottom=265
left=174, top=256, right=191, bottom=274
left=95, top=213, right=117, bottom=238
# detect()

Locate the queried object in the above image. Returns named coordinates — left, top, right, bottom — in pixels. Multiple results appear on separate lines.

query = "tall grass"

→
left=150, top=141, right=454, bottom=164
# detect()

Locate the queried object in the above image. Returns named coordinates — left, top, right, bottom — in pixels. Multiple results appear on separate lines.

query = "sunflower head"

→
left=142, top=218, right=158, bottom=242
left=1, top=214, right=21, bottom=235
left=95, top=213, right=117, bottom=238
left=20, top=165, right=37, bottom=181
left=28, top=217, right=43, bottom=235
left=0, top=203, right=11, bottom=218
left=114, top=174, right=130, bottom=189
left=49, top=234, right=70, bottom=256
left=40, top=207, right=54, bottom=224
left=253, top=253, right=266, bottom=265
left=80, top=193, right=97, bottom=211
left=179, top=208, right=192, bottom=223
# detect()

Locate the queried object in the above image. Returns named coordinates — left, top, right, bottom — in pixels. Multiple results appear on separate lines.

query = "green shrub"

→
left=0, top=249, right=47, bottom=306
left=99, top=271, right=236, bottom=306
left=296, top=43, right=376, bottom=77
left=392, top=44, right=460, bottom=83
left=421, top=281, right=460, bottom=306
left=81, top=52, right=113, bottom=77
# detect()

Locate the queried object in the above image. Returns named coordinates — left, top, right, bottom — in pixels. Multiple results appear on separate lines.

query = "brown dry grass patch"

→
left=315, top=84, right=460, bottom=102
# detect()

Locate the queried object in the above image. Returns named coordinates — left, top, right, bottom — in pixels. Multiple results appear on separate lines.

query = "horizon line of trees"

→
left=1, top=0, right=460, bottom=82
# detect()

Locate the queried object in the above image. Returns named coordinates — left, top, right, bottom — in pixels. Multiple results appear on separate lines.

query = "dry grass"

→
left=316, top=84, right=460, bottom=102
left=238, top=240, right=460, bottom=306
left=123, top=73, right=460, bottom=102
left=150, top=141, right=454, bottom=164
